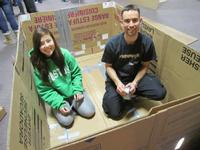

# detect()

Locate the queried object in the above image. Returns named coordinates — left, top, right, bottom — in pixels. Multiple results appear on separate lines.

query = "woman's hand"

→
left=59, top=106, right=70, bottom=115
left=74, top=93, right=84, bottom=101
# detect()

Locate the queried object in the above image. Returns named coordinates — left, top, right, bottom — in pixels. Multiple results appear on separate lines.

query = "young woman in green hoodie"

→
left=30, top=27, right=95, bottom=127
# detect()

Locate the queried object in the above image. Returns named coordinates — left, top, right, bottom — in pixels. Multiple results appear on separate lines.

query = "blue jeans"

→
left=16, top=0, right=23, bottom=4
left=0, top=3, right=19, bottom=34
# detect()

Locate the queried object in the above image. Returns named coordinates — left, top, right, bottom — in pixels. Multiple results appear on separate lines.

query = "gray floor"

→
left=0, top=0, right=200, bottom=149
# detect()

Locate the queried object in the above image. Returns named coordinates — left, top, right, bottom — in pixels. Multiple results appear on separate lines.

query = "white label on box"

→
left=102, top=33, right=108, bottom=40
left=97, top=41, right=101, bottom=47
left=57, top=131, right=68, bottom=141
left=81, top=44, right=86, bottom=50
left=19, top=14, right=31, bottom=22
left=68, top=131, right=80, bottom=140
left=74, top=50, right=85, bottom=56
left=49, top=123, right=59, bottom=130
left=57, top=130, right=80, bottom=141
left=103, top=1, right=115, bottom=9
left=100, top=44, right=105, bottom=50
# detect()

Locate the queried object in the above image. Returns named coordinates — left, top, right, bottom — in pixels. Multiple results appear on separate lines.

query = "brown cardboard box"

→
left=160, top=38, right=200, bottom=100
left=141, top=18, right=197, bottom=77
left=49, top=94, right=200, bottom=150
left=8, top=2, right=200, bottom=150
left=20, top=11, right=59, bottom=51
left=63, top=2, right=118, bottom=56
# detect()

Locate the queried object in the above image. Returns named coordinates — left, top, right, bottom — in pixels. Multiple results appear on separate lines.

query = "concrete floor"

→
left=0, top=0, right=200, bottom=149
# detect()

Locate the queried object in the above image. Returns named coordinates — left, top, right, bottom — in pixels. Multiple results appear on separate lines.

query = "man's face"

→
left=121, top=10, right=141, bottom=37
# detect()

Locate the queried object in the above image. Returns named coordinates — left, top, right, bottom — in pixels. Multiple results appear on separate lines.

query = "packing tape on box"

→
left=103, top=1, right=116, bottom=9
left=57, top=130, right=80, bottom=141
left=97, top=40, right=106, bottom=50
left=49, top=123, right=60, bottom=130
left=82, top=63, right=106, bottom=79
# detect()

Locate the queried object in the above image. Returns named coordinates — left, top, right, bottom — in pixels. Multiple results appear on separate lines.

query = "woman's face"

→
left=39, top=34, right=55, bottom=57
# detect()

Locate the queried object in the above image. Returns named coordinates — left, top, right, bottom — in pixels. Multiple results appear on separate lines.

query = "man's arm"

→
left=105, top=63, right=126, bottom=96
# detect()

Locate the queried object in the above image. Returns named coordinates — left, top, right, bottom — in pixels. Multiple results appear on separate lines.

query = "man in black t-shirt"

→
left=101, top=4, right=166, bottom=120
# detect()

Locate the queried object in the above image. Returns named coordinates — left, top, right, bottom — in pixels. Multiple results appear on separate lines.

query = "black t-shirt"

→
left=101, top=32, right=156, bottom=83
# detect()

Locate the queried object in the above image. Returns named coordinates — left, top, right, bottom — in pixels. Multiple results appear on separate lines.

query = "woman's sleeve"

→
left=33, top=69, right=64, bottom=109
left=64, top=50, right=83, bottom=94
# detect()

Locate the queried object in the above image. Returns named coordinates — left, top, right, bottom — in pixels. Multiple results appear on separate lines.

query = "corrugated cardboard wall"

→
left=8, top=2, right=200, bottom=150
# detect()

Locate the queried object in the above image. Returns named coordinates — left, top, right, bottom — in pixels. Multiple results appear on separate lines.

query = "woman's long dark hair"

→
left=30, top=27, right=65, bottom=82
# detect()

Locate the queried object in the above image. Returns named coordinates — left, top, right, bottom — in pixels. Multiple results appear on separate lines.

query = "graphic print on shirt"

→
left=115, top=48, right=141, bottom=82
left=119, top=51, right=140, bottom=68
left=119, top=53, right=140, bottom=65
left=48, top=66, right=70, bottom=81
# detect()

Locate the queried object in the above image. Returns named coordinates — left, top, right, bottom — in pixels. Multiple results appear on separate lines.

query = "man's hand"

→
left=116, top=82, right=127, bottom=96
left=74, top=93, right=84, bottom=101
left=105, top=63, right=126, bottom=96
left=126, top=81, right=137, bottom=95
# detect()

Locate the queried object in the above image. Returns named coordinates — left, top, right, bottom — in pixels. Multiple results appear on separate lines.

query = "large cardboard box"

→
left=8, top=2, right=200, bottom=150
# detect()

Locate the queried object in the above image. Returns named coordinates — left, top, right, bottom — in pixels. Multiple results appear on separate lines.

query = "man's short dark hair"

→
left=121, top=4, right=140, bottom=17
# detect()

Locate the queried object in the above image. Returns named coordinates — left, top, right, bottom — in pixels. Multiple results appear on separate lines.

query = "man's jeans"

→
left=0, top=3, right=18, bottom=34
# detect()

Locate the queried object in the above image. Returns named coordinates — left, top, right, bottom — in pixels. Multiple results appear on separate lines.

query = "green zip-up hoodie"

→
left=30, top=48, right=83, bottom=109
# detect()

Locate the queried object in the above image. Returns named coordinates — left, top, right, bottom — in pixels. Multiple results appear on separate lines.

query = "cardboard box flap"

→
left=8, top=70, right=50, bottom=150
left=49, top=115, right=156, bottom=150
left=148, top=93, right=200, bottom=115
left=143, top=17, right=198, bottom=45
left=147, top=94, right=200, bottom=150
left=160, top=38, right=200, bottom=100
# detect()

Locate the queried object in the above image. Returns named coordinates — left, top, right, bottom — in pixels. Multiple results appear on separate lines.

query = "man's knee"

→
left=109, top=112, right=123, bottom=120
left=154, top=87, right=167, bottom=100
left=104, top=107, right=123, bottom=120
left=102, top=102, right=122, bottom=120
